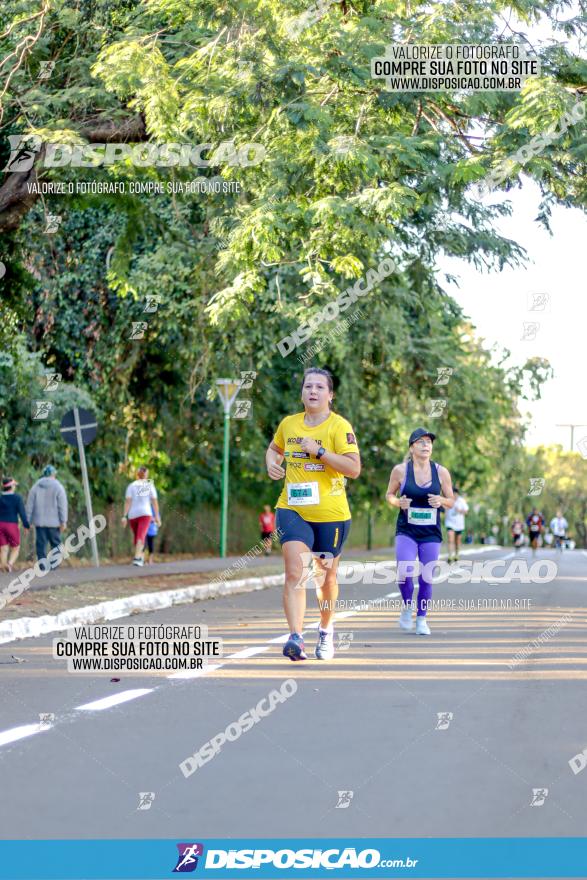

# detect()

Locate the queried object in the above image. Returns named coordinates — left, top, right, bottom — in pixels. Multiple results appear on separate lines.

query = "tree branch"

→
left=0, top=113, right=147, bottom=233
left=427, top=100, right=480, bottom=154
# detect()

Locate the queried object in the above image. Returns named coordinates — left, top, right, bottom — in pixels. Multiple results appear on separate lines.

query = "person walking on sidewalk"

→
left=0, top=477, right=30, bottom=572
left=145, top=502, right=159, bottom=564
left=122, top=466, right=161, bottom=566
left=25, top=465, right=68, bottom=571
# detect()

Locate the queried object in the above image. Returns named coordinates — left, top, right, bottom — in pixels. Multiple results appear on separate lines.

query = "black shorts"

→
left=446, top=528, right=463, bottom=535
left=261, top=531, right=273, bottom=540
left=275, top=508, right=351, bottom=558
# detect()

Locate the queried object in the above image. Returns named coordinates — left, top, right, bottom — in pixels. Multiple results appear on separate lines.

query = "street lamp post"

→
left=556, top=424, right=587, bottom=452
left=215, top=379, right=242, bottom=558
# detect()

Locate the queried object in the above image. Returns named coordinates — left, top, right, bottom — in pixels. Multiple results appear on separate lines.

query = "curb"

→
left=0, top=546, right=499, bottom=646
left=0, top=573, right=285, bottom=646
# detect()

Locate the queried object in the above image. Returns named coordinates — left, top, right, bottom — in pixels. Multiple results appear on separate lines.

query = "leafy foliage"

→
left=0, top=0, right=585, bottom=550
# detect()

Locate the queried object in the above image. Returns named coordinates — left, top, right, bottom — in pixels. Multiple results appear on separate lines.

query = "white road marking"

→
left=0, top=723, right=49, bottom=747
left=169, top=663, right=224, bottom=680
left=75, top=689, right=153, bottom=711
left=267, top=634, right=289, bottom=645
left=0, top=549, right=532, bottom=747
left=226, top=646, right=271, bottom=659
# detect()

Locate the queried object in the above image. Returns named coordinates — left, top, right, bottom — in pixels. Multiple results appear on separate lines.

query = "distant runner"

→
left=386, top=428, right=454, bottom=636
left=526, top=508, right=544, bottom=554
left=511, top=517, right=524, bottom=548
left=444, top=486, right=469, bottom=564
left=549, top=510, right=568, bottom=551
left=259, top=505, right=276, bottom=555
left=265, top=368, right=361, bottom=661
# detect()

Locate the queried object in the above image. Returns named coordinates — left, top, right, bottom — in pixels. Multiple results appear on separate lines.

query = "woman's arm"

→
left=121, top=493, right=131, bottom=524
left=18, top=495, right=30, bottom=530
left=385, top=464, right=410, bottom=509
left=151, top=496, right=161, bottom=524
left=299, top=438, right=360, bottom=478
left=428, top=466, right=455, bottom=509
left=320, top=450, right=360, bottom=479
left=266, top=441, right=286, bottom=481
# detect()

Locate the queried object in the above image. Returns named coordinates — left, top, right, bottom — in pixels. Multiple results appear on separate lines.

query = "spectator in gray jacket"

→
left=26, top=465, right=68, bottom=571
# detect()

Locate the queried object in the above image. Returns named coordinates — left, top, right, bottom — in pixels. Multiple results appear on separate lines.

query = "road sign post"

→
left=60, top=407, right=100, bottom=567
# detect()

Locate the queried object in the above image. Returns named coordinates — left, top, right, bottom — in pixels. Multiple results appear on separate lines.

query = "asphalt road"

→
left=0, top=547, right=586, bottom=855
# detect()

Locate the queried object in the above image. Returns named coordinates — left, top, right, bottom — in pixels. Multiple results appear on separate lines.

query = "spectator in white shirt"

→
left=121, top=466, right=161, bottom=566
left=444, top=487, right=469, bottom=564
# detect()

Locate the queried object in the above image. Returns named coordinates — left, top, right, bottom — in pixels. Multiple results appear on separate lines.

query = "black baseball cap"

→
left=408, top=427, right=436, bottom=446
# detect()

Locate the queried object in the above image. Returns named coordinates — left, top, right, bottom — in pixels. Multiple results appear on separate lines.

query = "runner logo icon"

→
left=173, top=843, right=204, bottom=872
left=3, top=134, right=43, bottom=172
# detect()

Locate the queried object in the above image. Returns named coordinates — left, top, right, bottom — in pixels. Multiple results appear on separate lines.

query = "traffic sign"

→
left=60, top=407, right=98, bottom=447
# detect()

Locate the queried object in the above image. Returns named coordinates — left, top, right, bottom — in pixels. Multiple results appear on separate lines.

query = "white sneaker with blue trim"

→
left=315, top=628, right=335, bottom=660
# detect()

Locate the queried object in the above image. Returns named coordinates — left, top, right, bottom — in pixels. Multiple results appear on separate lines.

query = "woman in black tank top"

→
left=385, top=428, right=455, bottom=635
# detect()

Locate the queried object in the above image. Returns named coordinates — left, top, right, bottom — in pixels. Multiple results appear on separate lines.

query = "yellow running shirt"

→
left=273, top=411, right=360, bottom=522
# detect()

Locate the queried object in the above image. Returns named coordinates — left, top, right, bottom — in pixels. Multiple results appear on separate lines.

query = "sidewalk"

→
left=0, top=547, right=398, bottom=593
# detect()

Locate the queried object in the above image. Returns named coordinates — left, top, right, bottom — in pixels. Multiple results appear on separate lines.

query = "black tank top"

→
left=395, top=459, right=443, bottom=543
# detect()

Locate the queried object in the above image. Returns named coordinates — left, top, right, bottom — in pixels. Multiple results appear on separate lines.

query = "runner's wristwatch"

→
left=316, top=446, right=326, bottom=459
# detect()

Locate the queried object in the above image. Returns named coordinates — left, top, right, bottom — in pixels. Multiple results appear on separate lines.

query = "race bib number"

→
left=287, top=481, right=320, bottom=506
left=407, top=507, right=437, bottom=526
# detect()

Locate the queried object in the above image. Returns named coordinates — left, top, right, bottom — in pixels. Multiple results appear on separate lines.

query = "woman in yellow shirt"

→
left=265, top=368, right=361, bottom=661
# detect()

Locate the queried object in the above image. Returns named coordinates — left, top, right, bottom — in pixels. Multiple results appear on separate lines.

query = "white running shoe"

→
left=415, top=616, right=431, bottom=635
left=315, top=629, right=335, bottom=660
left=132, top=557, right=144, bottom=567
left=399, top=608, right=414, bottom=631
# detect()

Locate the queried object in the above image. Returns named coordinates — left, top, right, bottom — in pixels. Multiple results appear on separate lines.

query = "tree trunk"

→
left=0, top=114, right=147, bottom=233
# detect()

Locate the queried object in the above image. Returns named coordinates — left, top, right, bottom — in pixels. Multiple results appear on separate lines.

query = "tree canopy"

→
left=0, top=0, right=585, bottom=550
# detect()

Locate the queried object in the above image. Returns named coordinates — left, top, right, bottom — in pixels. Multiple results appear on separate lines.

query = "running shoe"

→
left=315, top=628, right=334, bottom=660
left=132, top=557, right=144, bottom=567
left=399, top=608, right=414, bottom=631
left=415, top=616, right=431, bottom=635
left=283, top=633, right=307, bottom=661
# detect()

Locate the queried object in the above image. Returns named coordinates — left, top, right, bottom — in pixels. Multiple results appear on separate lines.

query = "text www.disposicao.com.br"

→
left=70, top=657, right=204, bottom=671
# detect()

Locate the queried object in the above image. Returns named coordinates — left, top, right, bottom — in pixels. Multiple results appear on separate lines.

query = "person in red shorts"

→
left=259, top=505, right=276, bottom=555
left=0, top=477, right=30, bottom=572
left=121, top=466, right=161, bottom=566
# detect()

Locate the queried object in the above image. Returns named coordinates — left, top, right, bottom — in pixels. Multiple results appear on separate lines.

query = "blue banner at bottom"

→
left=0, top=838, right=584, bottom=879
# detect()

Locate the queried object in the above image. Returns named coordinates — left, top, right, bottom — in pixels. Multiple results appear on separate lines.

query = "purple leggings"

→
left=395, top=535, right=441, bottom=617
